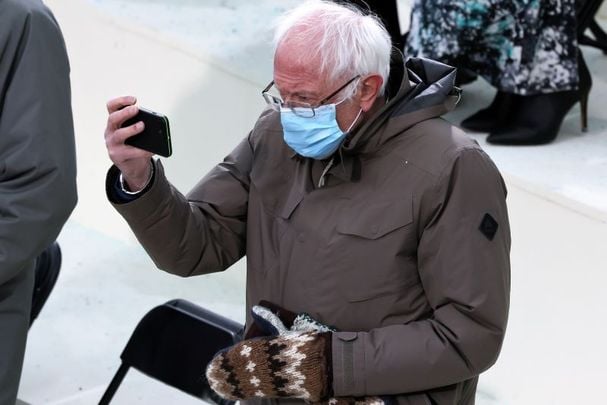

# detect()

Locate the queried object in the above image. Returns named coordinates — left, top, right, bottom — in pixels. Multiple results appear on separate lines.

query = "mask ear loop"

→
left=345, top=108, right=364, bottom=133
left=338, top=76, right=364, bottom=134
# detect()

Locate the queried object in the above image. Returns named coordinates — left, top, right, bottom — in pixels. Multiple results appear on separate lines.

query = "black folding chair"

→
left=98, top=299, right=243, bottom=404
left=577, top=0, right=607, bottom=53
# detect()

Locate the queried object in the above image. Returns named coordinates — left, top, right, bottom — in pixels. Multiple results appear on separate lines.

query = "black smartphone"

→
left=122, top=107, right=172, bottom=157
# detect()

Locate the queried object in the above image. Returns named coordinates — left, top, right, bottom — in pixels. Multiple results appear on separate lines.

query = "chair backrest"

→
left=120, top=299, right=243, bottom=400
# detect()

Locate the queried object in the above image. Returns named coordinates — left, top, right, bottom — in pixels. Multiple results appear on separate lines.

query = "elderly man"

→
left=0, top=0, right=77, bottom=403
left=104, top=1, right=510, bottom=403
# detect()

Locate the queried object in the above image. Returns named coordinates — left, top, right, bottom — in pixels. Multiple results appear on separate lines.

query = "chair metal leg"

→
left=98, top=363, right=129, bottom=405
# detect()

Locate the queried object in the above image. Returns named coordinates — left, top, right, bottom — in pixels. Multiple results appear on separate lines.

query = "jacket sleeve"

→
left=0, top=2, right=78, bottom=285
left=108, top=135, right=253, bottom=277
left=332, top=147, right=511, bottom=396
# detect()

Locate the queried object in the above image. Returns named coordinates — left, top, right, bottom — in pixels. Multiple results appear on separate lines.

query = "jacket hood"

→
left=341, top=56, right=460, bottom=155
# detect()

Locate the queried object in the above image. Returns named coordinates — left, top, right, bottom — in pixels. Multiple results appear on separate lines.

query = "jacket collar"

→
left=324, top=56, right=460, bottom=182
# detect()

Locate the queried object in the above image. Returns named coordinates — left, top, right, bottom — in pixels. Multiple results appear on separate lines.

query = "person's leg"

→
left=407, top=0, right=586, bottom=143
left=409, top=0, right=575, bottom=95
left=487, top=0, right=588, bottom=144
left=0, top=265, right=35, bottom=405
left=487, top=49, right=591, bottom=145
left=497, top=0, right=578, bottom=95
left=405, top=0, right=482, bottom=85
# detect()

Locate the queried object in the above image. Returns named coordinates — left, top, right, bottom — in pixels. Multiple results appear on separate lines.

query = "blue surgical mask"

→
left=281, top=102, right=362, bottom=160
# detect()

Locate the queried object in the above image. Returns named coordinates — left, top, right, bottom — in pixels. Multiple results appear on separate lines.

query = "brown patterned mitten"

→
left=206, top=331, right=332, bottom=402
left=242, top=302, right=389, bottom=404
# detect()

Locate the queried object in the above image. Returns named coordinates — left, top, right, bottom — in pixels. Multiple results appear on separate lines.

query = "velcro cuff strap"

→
left=332, top=331, right=366, bottom=397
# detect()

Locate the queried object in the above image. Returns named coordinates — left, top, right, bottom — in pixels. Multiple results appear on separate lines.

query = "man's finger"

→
left=107, top=104, right=139, bottom=131
left=106, top=95, right=137, bottom=114
left=110, top=121, right=145, bottom=145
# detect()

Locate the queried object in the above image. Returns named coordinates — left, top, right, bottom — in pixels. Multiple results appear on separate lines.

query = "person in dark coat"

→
left=0, top=1, right=77, bottom=403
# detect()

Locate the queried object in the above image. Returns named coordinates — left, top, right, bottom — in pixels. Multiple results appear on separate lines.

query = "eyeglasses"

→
left=262, top=75, right=360, bottom=118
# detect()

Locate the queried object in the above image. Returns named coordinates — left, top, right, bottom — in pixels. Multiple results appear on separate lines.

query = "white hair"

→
left=273, top=0, right=392, bottom=96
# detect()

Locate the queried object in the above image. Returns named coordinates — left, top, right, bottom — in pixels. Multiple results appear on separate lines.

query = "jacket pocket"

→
left=335, top=197, right=419, bottom=304
left=346, top=278, right=419, bottom=303
left=337, top=198, right=413, bottom=239
left=250, top=178, right=303, bottom=221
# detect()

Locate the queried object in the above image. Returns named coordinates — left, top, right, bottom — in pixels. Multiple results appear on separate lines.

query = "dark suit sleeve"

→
left=0, top=1, right=78, bottom=285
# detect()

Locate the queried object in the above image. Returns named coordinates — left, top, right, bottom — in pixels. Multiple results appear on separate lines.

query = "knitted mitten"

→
left=248, top=302, right=388, bottom=405
left=206, top=331, right=332, bottom=402
left=248, top=301, right=336, bottom=338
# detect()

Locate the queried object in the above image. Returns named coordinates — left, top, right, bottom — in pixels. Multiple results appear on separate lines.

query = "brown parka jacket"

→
left=108, top=57, right=511, bottom=405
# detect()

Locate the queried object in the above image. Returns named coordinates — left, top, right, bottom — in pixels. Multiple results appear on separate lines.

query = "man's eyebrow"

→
left=281, top=89, right=319, bottom=99
left=292, top=90, right=318, bottom=98
left=274, top=83, right=318, bottom=99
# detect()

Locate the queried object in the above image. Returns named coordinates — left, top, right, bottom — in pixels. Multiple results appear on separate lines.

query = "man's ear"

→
left=359, top=74, right=384, bottom=111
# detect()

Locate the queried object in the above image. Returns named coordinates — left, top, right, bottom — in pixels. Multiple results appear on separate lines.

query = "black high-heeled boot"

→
left=487, top=51, right=592, bottom=145
left=460, top=91, right=520, bottom=133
